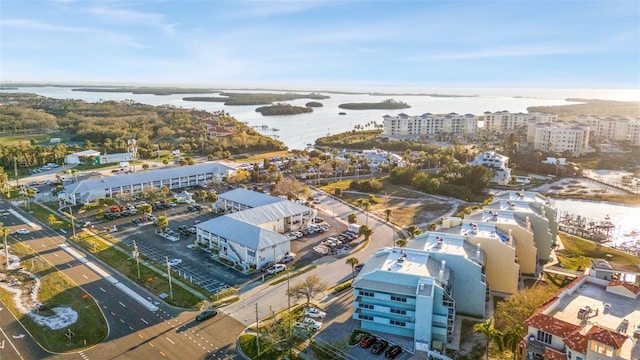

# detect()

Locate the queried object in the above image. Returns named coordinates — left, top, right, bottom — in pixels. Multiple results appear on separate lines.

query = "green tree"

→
left=384, top=208, right=392, bottom=222
left=48, top=214, right=56, bottom=226
left=142, top=163, right=149, bottom=171
left=358, top=224, right=373, bottom=240
left=287, top=275, right=327, bottom=308
left=494, top=285, right=555, bottom=332
left=395, top=238, right=408, bottom=247
left=347, top=213, right=357, bottom=224
left=406, top=225, right=422, bottom=238
left=205, top=192, right=218, bottom=204
left=138, top=204, right=152, bottom=214
left=345, top=257, right=360, bottom=282
left=473, top=319, right=498, bottom=360
left=160, top=185, right=171, bottom=197
left=156, top=215, right=168, bottom=233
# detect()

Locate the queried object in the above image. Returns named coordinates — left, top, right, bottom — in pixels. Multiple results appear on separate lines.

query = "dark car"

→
left=195, top=308, right=218, bottom=321
left=371, top=339, right=388, bottom=355
left=384, top=345, right=402, bottom=359
left=354, top=263, right=365, bottom=273
left=359, top=335, right=377, bottom=348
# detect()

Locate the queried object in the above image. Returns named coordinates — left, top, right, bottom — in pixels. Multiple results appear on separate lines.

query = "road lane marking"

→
left=159, top=351, right=166, bottom=357
left=166, top=337, right=175, bottom=345
left=110, top=311, right=116, bottom=316
left=129, top=326, right=134, bottom=331
left=54, top=253, right=58, bottom=257
left=82, top=274, right=88, bottom=279
left=141, top=318, right=148, bottom=325
left=118, top=302, right=126, bottom=308
left=138, top=334, right=144, bottom=339
left=99, top=287, right=106, bottom=292
left=149, top=343, right=155, bottom=348
left=119, top=319, right=125, bottom=324
left=0, top=326, right=21, bottom=356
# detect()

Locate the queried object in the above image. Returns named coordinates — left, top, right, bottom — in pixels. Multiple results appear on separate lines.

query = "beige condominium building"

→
left=483, top=111, right=557, bottom=134
left=575, top=115, right=640, bottom=146
left=480, top=191, right=558, bottom=262
left=382, top=113, right=478, bottom=139
left=527, top=121, right=592, bottom=155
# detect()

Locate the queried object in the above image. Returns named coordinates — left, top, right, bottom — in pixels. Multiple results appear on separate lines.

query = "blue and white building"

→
left=352, top=241, right=486, bottom=357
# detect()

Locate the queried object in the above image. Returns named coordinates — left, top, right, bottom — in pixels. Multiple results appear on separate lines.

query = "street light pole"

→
left=69, top=208, right=76, bottom=240
left=2, top=227, right=8, bottom=268
left=134, top=240, right=141, bottom=280
left=166, top=256, right=173, bottom=300
left=287, top=269, right=292, bottom=359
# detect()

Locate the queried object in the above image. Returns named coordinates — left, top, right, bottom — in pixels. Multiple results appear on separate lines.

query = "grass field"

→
left=556, top=232, right=640, bottom=270
left=0, top=241, right=107, bottom=352
left=0, top=133, right=54, bottom=146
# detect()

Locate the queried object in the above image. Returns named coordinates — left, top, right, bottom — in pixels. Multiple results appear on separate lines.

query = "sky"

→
left=1, top=0, right=639, bottom=89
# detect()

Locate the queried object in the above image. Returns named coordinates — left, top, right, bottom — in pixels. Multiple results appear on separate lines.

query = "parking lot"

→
left=73, top=198, right=357, bottom=295
left=311, top=291, right=412, bottom=360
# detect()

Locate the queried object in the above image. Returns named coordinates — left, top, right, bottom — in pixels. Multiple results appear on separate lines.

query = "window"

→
left=390, top=295, right=407, bottom=303
left=359, top=290, right=374, bottom=297
left=358, top=303, right=374, bottom=310
left=390, top=320, right=406, bottom=327
left=536, top=330, right=552, bottom=344
left=390, top=308, right=407, bottom=315
left=358, top=314, right=373, bottom=321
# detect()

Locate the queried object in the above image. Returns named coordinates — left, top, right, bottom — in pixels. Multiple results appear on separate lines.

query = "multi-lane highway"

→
left=0, top=199, right=243, bottom=360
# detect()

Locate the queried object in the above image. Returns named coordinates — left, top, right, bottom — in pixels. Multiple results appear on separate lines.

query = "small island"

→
left=184, top=92, right=329, bottom=106
left=72, top=87, right=217, bottom=95
left=305, top=101, right=323, bottom=107
left=338, top=98, right=410, bottom=110
left=255, top=103, right=313, bottom=116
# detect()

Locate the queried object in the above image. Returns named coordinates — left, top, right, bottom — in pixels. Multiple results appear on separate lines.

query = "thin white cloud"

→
left=411, top=45, right=598, bottom=61
left=87, top=6, right=177, bottom=34
left=225, top=0, right=330, bottom=18
left=0, top=18, right=149, bottom=48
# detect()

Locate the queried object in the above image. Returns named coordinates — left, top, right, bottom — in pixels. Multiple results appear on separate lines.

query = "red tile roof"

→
left=544, top=347, right=567, bottom=360
left=563, top=329, right=588, bottom=354
left=586, top=325, right=628, bottom=348
left=525, top=313, right=580, bottom=337
left=607, top=280, right=640, bottom=295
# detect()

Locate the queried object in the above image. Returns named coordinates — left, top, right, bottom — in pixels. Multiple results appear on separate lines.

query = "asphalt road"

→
left=223, top=190, right=396, bottom=325
left=0, top=199, right=243, bottom=360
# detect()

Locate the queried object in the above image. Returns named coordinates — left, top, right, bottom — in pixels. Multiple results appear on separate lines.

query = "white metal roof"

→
left=65, top=162, right=234, bottom=194
left=217, top=188, right=284, bottom=208
left=227, top=201, right=311, bottom=225
left=197, top=216, right=289, bottom=250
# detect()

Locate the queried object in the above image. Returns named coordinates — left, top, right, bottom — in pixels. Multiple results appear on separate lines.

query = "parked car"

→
left=303, top=307, right=326, bottom=319
left=360, top=335, right=377, bottom=348
left=384, top=345, right=402, bottom=359
left=302, top=318, right=322, bottom=331
left=261, top=261, right=275, bottom=272
left=15, top=228, right=30, bottom=235
left=279, top=254, right=295, bottom=263
left=267, top=264, right=286, bottom=274
left=354, top=263, right=364, bottom=273
left=371, top=339, right=388, bottom=355
left=195, top=308, right=218, bottom=321
left=167, top=258, right=182, bottom=267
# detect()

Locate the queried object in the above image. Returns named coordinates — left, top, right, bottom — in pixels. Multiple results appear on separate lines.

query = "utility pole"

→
left=69, top=208, right=76, bottom=240
left=13, top=157, right=18, bottom=186
left=133, top=240, right=141, bottom=280
left=255, top=303, right=260, bottom=356
left=287, top=270, right=292, bottom=359
left=166, top=256, right=173, bottom=300
left=2, top=227, right=8, bottom=268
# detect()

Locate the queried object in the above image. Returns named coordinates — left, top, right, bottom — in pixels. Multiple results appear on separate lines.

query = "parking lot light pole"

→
left=166, top=256, right=174, bottom=300
left=69, top=208, right=76, bottom=240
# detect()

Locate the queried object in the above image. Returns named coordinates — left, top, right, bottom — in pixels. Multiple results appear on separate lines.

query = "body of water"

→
left=552, top=198, right=640, bottom=252
left=3, top=86, right=639, bottom=150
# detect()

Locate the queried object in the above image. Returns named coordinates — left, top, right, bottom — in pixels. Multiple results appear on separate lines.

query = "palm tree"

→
left=346, top=257, right=360, bottom=282
left=384, top=208, right=392, bottom=222
left=473, top=319, right=498, bottom=360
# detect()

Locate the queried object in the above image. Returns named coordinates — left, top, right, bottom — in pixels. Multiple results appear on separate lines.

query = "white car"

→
left=303, top=317, right=322, bottom=330
left=304, top=307, right=326, bottom=319
left=15, top=228, right=30, bottom=235
left=167, top=258, right=182, bottom=267
left=267, top=264, right=286, bottom=275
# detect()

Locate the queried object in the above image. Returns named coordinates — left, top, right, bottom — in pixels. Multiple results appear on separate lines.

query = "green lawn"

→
left=0, top=241, right=107, bottom=352
left=556, top=233, right=640, bottom=270
left=0, top=133, right=54, bottom=146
